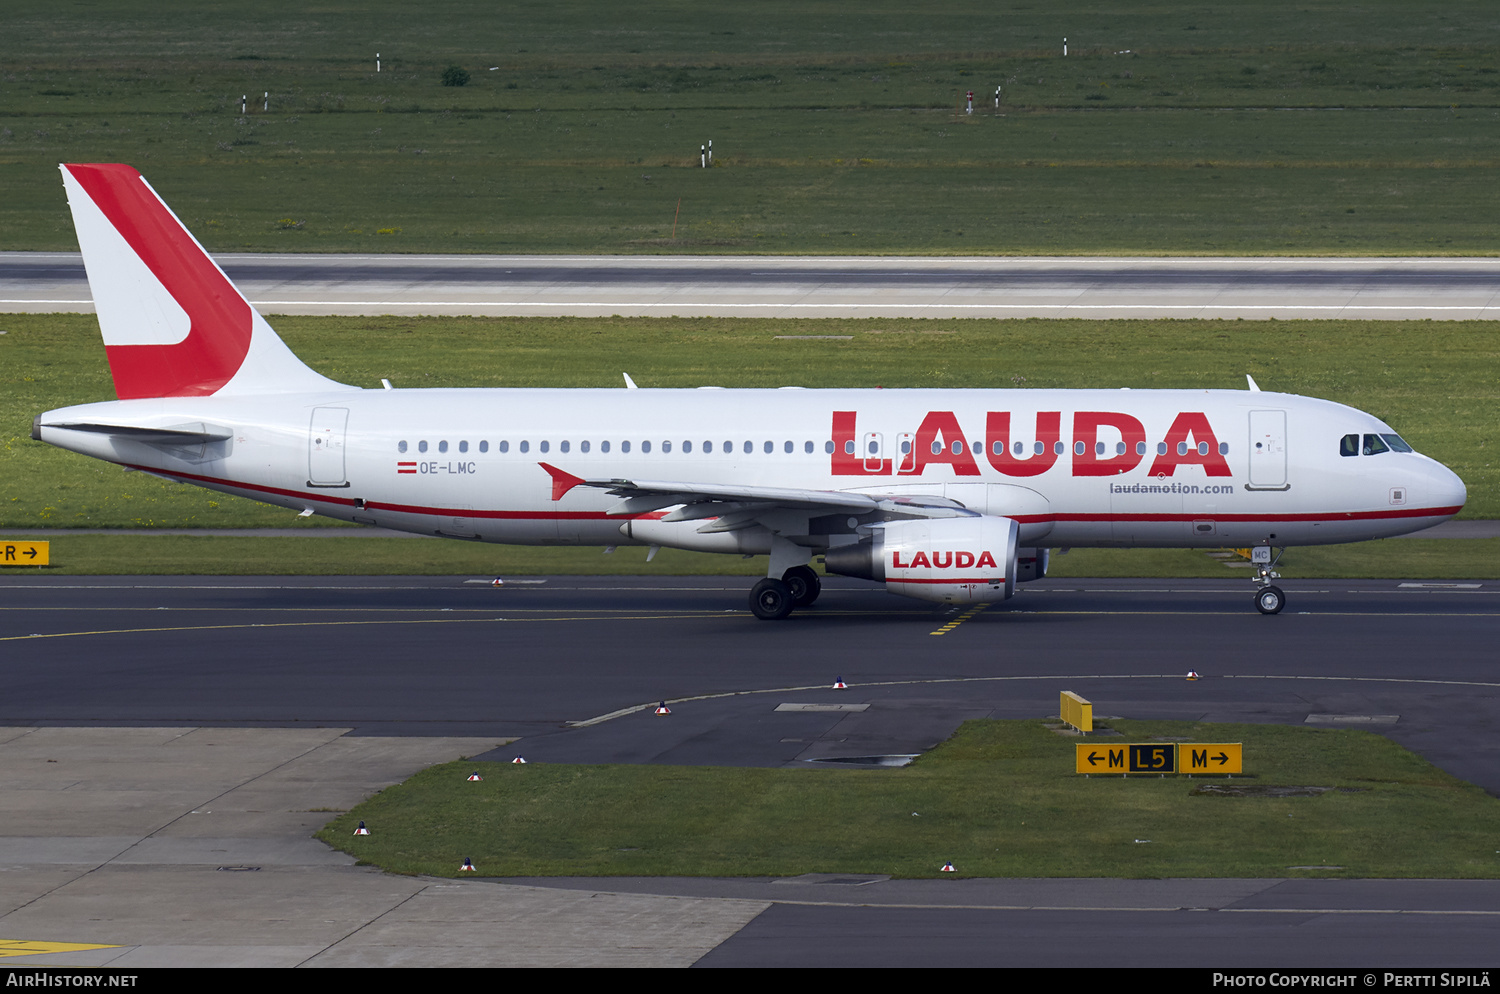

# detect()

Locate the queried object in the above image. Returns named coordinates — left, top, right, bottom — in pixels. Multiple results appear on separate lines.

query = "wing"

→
left=538, top=462, right=976, bottom=537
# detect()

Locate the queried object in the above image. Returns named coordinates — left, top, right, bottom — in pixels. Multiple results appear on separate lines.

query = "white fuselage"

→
left=38, top=386, right=1467, bottom=553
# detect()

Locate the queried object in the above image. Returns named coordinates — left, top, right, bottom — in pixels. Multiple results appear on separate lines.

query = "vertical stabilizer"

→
left=60, top=163, right=351, bottom=398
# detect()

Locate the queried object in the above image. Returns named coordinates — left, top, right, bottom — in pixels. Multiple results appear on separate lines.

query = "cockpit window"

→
left=1362, top=433, right=1390, bottom=456
left=1340, top=433, right=1359, bottom=458
left=1381, top=433, right=1413, bottom=453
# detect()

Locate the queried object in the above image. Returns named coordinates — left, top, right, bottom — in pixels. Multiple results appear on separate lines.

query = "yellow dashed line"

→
left=929, top=603, right=989, bottom=635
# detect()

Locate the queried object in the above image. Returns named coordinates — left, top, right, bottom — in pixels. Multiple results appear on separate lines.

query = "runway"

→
left=5, top=252, right=1500, bottom=319
left=1, top=576, right=1497, bottom=967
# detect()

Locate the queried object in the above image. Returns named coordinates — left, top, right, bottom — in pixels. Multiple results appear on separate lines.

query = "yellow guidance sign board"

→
left=1181, top=743, right=1243, bottom=774
left=1075, top=742, right=1242, bottom=775
left=1, top=541, right=48, bottom=566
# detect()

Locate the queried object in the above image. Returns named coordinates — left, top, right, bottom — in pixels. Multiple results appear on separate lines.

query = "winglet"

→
left=539, top=462, right=586, bottom=501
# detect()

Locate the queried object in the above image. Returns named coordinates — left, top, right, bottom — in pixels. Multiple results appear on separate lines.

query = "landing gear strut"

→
left=1251, top=546, right=1287, bottom=615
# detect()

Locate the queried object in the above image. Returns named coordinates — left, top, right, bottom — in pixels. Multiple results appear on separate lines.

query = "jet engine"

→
left=823, top=516, right=1020, bottom=604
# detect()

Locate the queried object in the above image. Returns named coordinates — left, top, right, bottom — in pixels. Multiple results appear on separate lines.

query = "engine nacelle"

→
left=823, top=516, right=1020, bottom=604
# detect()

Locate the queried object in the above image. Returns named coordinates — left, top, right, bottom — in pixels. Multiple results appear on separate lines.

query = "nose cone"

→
left=1425, top=458, right=1467, bottom=520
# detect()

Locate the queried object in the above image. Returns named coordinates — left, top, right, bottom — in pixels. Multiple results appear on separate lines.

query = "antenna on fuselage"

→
left=623, top=373, right=639, bottom=389
left=1246, top=374, right=1261, bottom=392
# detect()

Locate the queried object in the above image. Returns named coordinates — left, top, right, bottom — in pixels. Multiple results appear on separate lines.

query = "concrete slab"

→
left=0, top=726, right=765, bottom=968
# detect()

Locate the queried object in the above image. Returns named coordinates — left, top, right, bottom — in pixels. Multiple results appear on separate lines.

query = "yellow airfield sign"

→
left=1, top=541, right=48, bottom=566
left=1075, top=742, right=1242, bottom=775
left=1181, top=743, right=1243, bottom=774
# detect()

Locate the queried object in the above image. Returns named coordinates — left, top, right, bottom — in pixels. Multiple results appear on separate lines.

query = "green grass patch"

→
left=317, top=719, right=1500, bottom=879
left=2, top=1, right=1499, bottom=254
left=0, top=535, right=1494, bottom=579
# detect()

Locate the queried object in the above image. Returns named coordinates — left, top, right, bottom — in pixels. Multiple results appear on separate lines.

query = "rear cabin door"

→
left=308, top=407, right=349, bottom=487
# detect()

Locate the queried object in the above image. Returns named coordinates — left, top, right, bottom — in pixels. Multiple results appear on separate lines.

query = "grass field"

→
left=317, top=718, right=1500, bottom=879
left=4, top=312, right=1495, bottom=534
left=0, top=533, right=1494, bottom=579
left=3, top=1, right=1500, bottom=254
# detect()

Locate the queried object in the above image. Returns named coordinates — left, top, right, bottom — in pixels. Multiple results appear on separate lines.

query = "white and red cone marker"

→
left=467, top=772, right=483, bottom=781
left=491, top=578, right=504, bottom=587
left=511, top=757, right=527, bottom=764
left=832, top=678, right=848, bottom=690
left=654, top=701, right=671, bottom=715
left=941, top=861, right=955, bottom=872
left=353, top=821, right=369, bottom=836
left=1186, top=671, right=1200, bottom=681
left=460, top=857, right=476, bottom=872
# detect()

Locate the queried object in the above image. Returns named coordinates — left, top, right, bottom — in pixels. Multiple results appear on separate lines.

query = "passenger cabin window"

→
left=398, top=440, right=408, bottom=453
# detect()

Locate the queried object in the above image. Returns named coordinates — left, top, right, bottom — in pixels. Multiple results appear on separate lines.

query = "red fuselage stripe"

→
left=125, top=465, right=1461, bottom=527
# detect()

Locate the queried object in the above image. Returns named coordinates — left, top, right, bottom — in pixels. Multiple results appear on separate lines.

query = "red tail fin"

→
left=60, top=164, right=347, bottom=399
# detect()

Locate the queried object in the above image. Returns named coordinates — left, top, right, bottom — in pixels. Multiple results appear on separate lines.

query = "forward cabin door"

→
left=308, top=407, right=349, bottom=487
left=1248, top=409, right=1288, bottom=489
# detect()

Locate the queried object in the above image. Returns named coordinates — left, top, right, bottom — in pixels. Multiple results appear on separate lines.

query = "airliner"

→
left=33, top=164, right=1467, bottom=618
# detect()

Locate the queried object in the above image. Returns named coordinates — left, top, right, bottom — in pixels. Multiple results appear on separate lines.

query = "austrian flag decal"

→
left=397, top=461, right=416, bottom=474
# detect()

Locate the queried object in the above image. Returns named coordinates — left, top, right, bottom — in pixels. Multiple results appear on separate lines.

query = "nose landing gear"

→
left=1250, top=545, right=1287, bottom=614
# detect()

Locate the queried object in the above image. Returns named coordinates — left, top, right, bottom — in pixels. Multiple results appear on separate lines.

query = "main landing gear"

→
left=1251, top=546, right=1287, bottom=615
left=749, top=565, right=822, bottom=620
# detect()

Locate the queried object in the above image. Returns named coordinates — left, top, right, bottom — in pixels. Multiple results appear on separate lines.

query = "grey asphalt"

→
left=6, top=251, right=1500, bottom=319
left=1, top=575, right=1498, bottom=967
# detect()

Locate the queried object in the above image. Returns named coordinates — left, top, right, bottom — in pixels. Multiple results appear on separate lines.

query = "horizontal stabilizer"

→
left=39, top=420, right=233, bottom=445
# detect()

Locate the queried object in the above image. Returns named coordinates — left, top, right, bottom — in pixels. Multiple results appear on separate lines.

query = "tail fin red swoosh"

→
left=62, top=164, right=253, bottom=399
